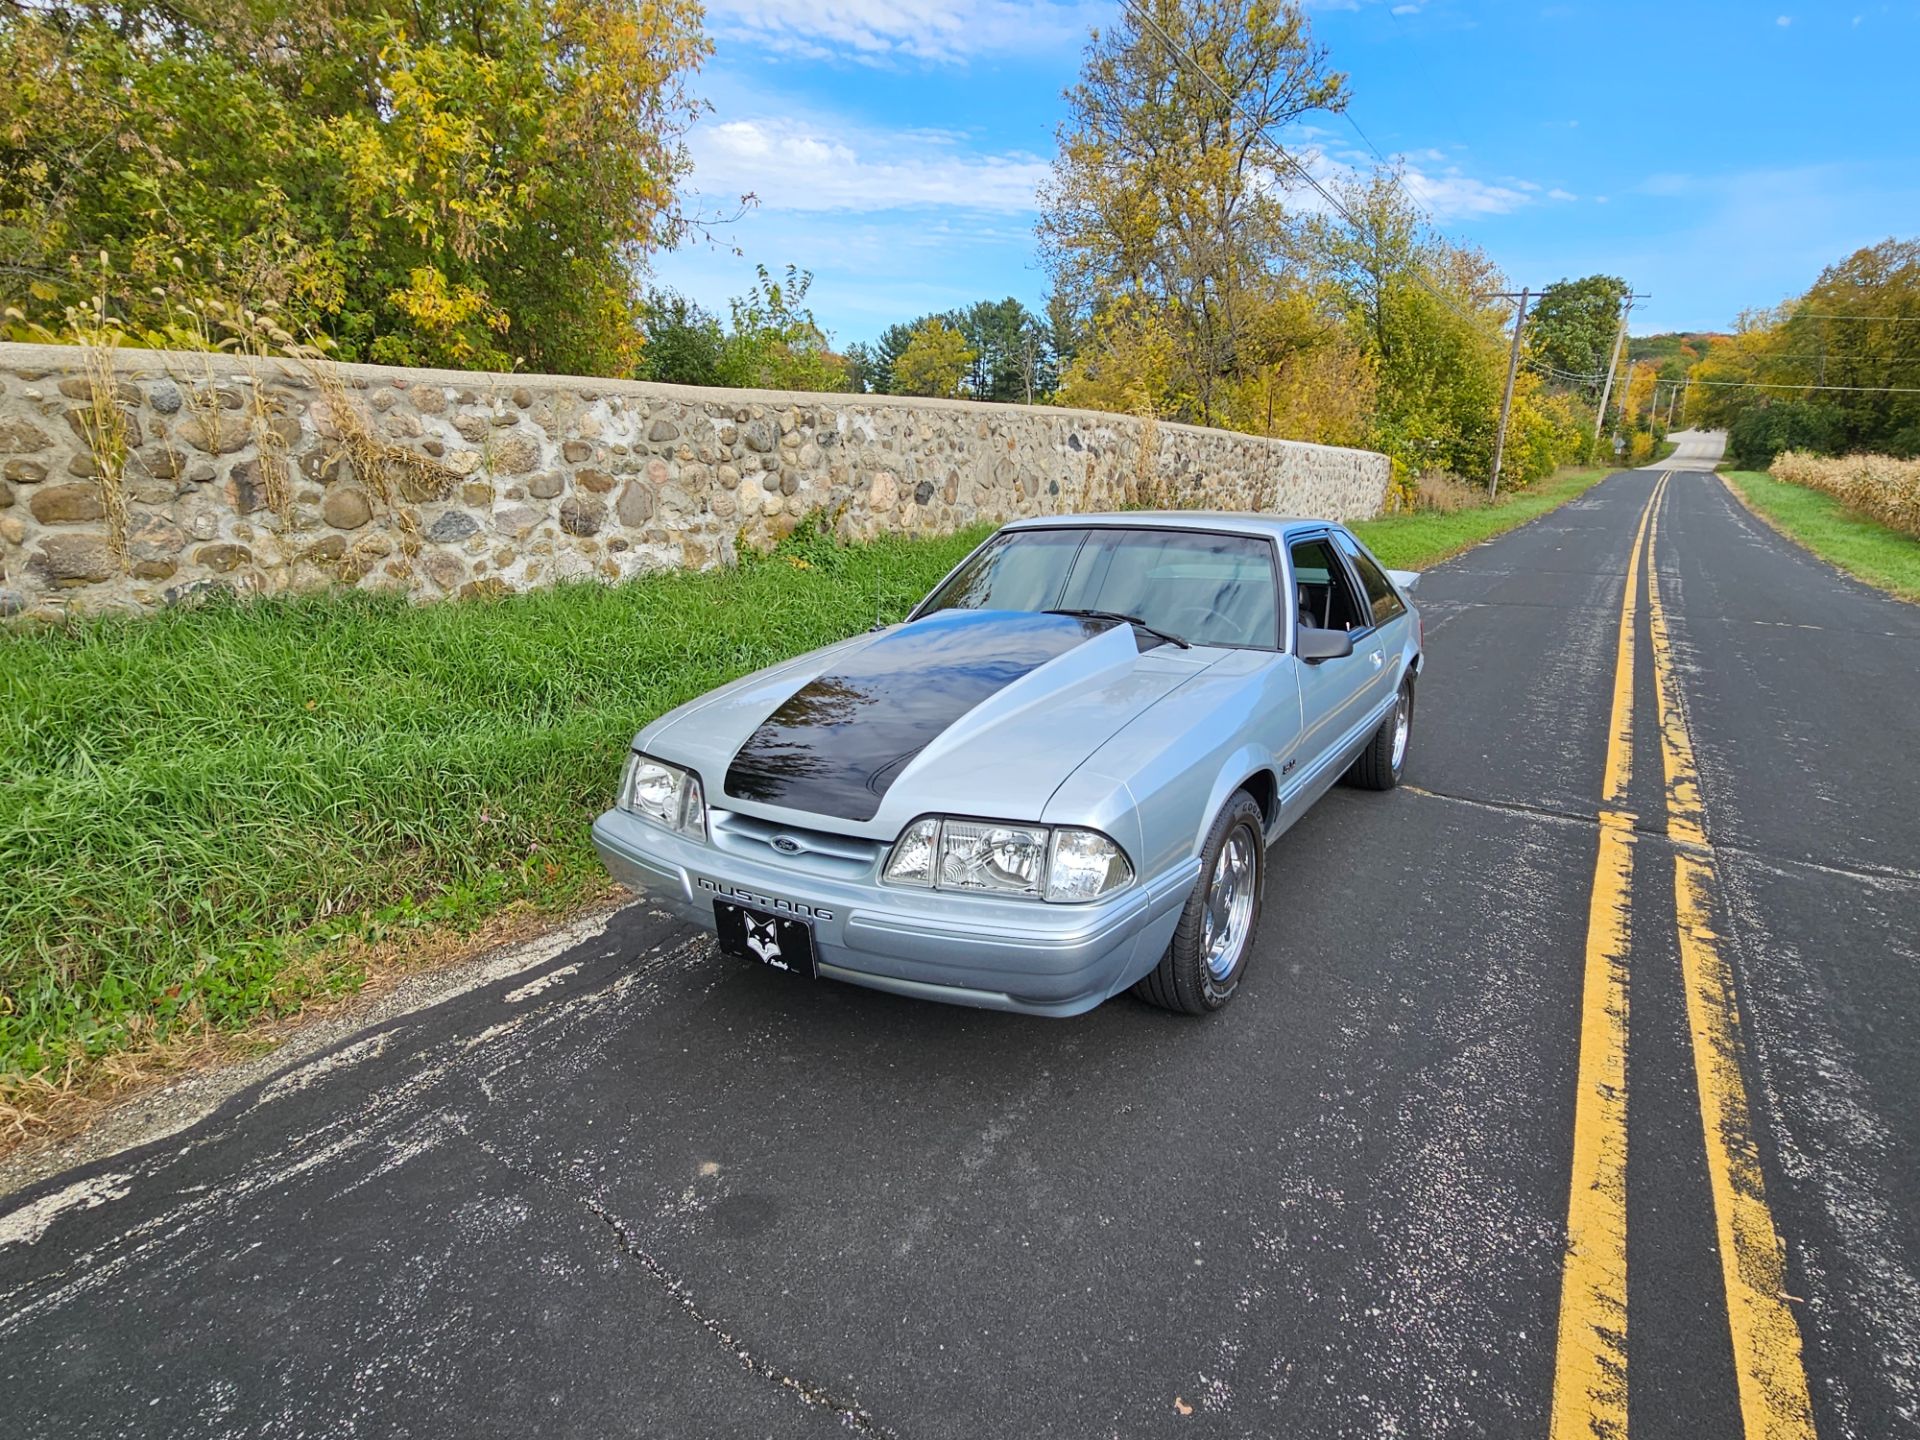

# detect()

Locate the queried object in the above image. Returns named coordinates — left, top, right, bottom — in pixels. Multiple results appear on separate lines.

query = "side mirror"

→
left=1296, top=626, right=1354, bottom=663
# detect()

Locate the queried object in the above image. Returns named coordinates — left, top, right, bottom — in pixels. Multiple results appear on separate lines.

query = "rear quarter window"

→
left=1336, top=532, right=1407, bottom=627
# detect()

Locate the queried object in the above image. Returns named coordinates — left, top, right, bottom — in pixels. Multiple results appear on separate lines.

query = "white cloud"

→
left=1776, top=13, right=1792, bottom=24
left=1548, top=187, right=1578, bottom=201
left=690, top=116, right=1050, bottom=214
left=701, top=0, right=1101, bottom=65
left=1288, top=138, right=1547, bottom=221
left=1400, top=167, right=1537, bottom=218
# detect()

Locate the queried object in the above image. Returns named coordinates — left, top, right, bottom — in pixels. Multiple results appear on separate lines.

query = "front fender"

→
left=1192, top=744, right=1280, bottom=855
left=1050, top=656, right=1298, bottom=889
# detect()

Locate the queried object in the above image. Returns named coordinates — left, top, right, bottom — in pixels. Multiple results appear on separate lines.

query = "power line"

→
left=1719, top=353, right=1920, bottom=363
left=1781, top=313, right=1920, bottom=323
left=1526, top=359, right=1608, bottom=384
left=1682, top=378, right=1920, bottom=394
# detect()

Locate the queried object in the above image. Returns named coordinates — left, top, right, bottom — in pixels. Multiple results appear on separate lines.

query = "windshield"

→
left=920, top=527, right=1280, bottom=648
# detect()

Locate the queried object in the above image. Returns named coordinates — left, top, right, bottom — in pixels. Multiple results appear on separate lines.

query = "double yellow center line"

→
left=1549, top=473, right=1818, bottom=1439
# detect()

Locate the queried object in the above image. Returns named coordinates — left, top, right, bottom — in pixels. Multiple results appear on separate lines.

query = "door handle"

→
left=1369, top=650, right=1384, bottom=670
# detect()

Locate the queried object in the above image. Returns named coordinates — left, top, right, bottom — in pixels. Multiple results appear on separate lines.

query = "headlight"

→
left=618, top=752, right=707, bottom=839
left=882, top=816, right=1132, bottom=903
left=939, top=819, right=1048, bottom=896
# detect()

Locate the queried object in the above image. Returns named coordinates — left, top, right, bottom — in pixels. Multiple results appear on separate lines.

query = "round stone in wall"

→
left=322, top=488, right=373, bottom=530
left=41, top=534, right=116, bottom=583
left=559, top=494, right=606, bottom=536
left=490, top=431, right=541, bottom=474
left=193, top=543, right=252, bottom=573
left=615, top=481, right=654, bottom=527
left=426, top=511, right=480, bottom=543
left=28, top=483, right=106, bottom=524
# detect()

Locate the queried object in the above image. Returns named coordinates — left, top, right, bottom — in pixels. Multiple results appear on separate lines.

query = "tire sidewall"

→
left=1390, top=678, right=1415, bottom=782
left=1191, top=795, right=1265, bottom=1008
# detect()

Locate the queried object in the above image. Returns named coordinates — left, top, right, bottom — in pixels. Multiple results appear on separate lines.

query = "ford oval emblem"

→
left=771, top=834, right=804, bottom=855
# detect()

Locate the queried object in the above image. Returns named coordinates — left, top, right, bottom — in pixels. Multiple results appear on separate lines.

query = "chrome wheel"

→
left=1202, top=825, right=1257, bottom=980
left=1391, top=693, right=1410, bottom=771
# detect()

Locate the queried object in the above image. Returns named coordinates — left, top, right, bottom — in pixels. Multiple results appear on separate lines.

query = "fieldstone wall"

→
left=0, top=343, right=1389, bottom=621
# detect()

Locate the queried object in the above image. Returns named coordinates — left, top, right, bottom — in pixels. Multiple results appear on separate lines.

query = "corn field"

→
left=1771, top=452, right=1920, bottom=540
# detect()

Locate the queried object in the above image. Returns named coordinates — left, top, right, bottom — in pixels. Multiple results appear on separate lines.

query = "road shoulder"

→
left=0, top=901, right=631, bottom=1201
left=1719, top=469, right=1920, bottom=603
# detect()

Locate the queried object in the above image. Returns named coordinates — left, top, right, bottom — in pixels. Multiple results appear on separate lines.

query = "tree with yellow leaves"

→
left=1038, top=0, right=1347, bottom=426
left=0, top=0, right=710, bottom=376
left=893, top=318, right=977, bottom=399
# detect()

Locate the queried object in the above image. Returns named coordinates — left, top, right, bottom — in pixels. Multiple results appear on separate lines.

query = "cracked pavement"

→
left=2, top=459, right=1917, bottom=1438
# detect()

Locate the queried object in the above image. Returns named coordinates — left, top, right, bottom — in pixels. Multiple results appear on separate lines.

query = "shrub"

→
left=1727, top=400, right=1849, bottom=469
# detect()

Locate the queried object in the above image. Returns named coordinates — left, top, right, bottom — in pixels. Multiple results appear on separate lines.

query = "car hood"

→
left=642, top=609, right=1217, bottom=839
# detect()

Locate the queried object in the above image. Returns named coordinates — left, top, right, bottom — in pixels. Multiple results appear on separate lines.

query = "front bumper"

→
left=590, top=808, right=1193, bottom=1017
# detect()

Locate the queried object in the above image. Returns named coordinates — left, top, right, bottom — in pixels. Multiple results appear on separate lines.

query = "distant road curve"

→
left=1661, top=427, right=1727, bottom=467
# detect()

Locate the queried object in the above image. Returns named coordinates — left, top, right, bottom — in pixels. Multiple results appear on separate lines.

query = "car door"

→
left=1333, top=529, right=1413, bottom=718
left=1285, top=533, right=1376, bottom=800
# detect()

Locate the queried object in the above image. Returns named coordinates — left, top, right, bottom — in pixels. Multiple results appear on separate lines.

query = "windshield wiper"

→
left=1044, top=608, right=1191, bottom=650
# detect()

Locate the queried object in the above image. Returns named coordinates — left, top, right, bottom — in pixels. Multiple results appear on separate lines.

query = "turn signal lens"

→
left=883, top=817, right=940, bottom=887
left=620, top=752, right=707, bottom=838
left=1046, top=828, right=1134, bottom=902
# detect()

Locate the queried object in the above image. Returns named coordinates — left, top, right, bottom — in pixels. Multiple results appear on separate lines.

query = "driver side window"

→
left=1289, top=538, right=1368, bottom=635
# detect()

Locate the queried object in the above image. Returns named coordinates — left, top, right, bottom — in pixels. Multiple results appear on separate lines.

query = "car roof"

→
left=998, top=511, right=1347, bottom=542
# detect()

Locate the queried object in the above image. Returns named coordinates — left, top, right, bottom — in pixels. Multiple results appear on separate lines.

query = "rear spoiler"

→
left=1386, top=568, right=1422, bottom=594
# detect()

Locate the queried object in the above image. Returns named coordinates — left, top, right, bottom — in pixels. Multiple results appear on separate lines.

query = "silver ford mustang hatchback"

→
left=592, top=512, right=1423, bottom=1017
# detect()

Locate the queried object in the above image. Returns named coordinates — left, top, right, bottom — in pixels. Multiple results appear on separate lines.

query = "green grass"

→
left=1722, top=469, right=1920, bottom=603
left=0, top=523, right=990, bottom=1080
left=1350, top=466, right=1611, bottom=571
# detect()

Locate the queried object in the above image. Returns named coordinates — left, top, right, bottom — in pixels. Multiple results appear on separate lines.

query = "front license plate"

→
left=714, top=901, right=818, bottom=980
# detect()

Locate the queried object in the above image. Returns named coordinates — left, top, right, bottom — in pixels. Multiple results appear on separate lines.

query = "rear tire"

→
left=1345, top=678, right=1413, bottom=791
left=1133, top=790, right=1265, bottom=1015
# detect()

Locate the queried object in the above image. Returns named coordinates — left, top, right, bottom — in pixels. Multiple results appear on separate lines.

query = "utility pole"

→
left=1592, top=315, right=1629, bottom=447
left=1487, top=287, right=1530, bottom=499
left=1591, top=292, right=1650, bottom=455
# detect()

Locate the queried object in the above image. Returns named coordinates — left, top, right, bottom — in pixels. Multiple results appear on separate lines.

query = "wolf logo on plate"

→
left=745, top=916, right=785, bottom=968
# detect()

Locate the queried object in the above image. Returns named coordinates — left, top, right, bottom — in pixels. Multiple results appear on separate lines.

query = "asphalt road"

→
left=3, top=445, right=1917, bottom=1439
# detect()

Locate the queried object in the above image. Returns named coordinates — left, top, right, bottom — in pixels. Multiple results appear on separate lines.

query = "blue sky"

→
left=648, top=1, right=1920, bottom=346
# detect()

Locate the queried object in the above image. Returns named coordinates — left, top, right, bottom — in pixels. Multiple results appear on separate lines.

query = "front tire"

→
left=1345, top=678, right=1413, bottom=791
left=1133, top=790, right=1265, bottom=1015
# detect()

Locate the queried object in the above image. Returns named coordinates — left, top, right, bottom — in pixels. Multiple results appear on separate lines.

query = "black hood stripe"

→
left=722, top=609, right=1109, bottom=822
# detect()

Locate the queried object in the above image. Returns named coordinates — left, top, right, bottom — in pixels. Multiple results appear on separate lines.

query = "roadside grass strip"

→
left=1351, top=467, right=1612, bottom=571
left=1646, top=487, right=1818, bottom=1440
left=1549, top=472, right=1661, bottom=1440
left=1719, top=470, right=1920, bottom=604
left=0, top=524, right=991, bottom=1083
